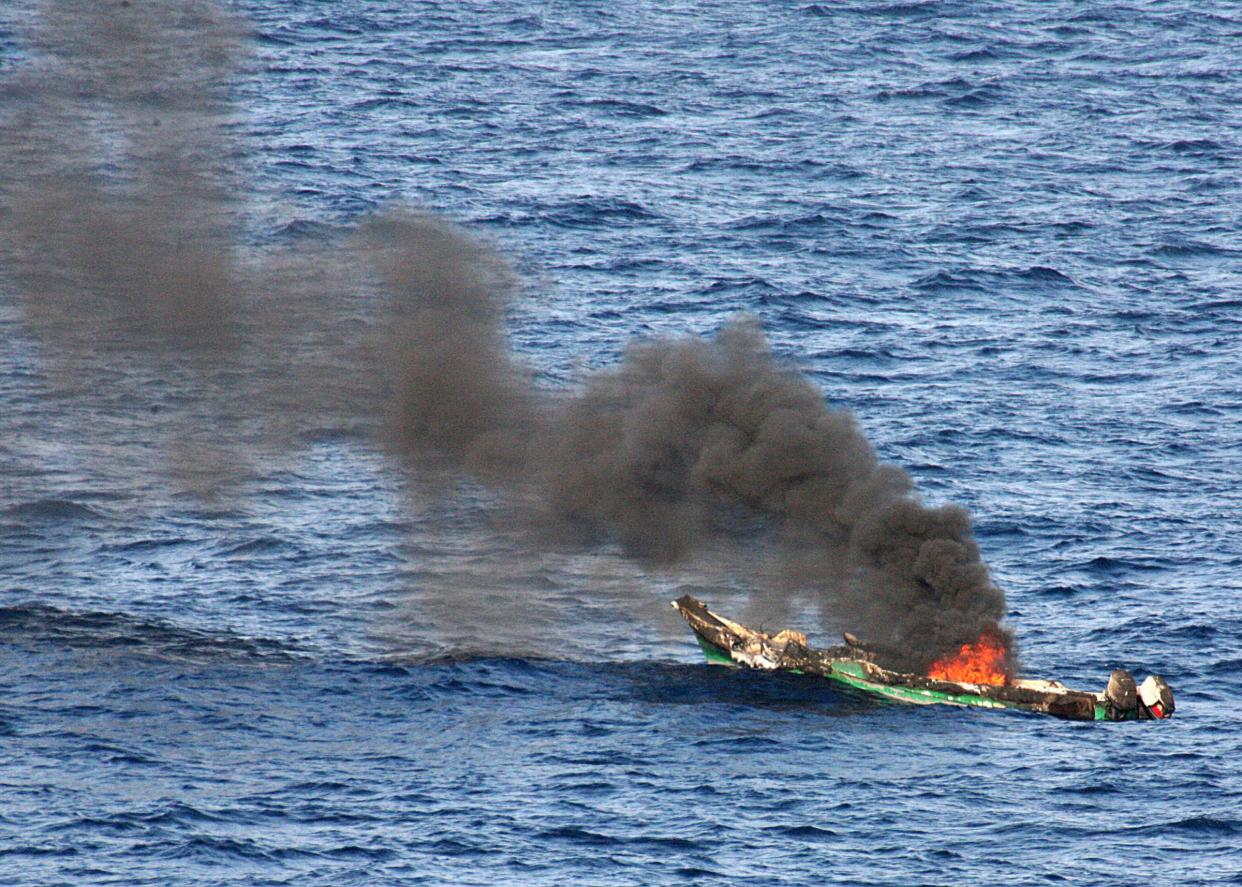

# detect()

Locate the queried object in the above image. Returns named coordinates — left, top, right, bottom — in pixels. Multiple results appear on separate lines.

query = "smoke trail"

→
left=0, top=0, right=1014, bottom=669
left=3, top=0, right=244, bottom=347
left=0, top=0, right=255, bottom=494
left=359, top=213, right=538, bottom=480
left=363, top=215, right=1013, bottom=668
left=546, top=319, right=1012, bottom=670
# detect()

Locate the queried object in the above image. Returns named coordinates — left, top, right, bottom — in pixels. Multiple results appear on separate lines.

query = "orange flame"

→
left=928, top=632, right=1009, bottom=686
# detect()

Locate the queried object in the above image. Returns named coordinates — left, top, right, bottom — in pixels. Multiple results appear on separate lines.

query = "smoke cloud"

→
left=370, top=225, right=1013, bottom=668
left=1, top=0, right=1014, bottom=670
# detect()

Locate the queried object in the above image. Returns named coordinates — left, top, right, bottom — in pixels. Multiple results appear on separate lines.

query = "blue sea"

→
left=2, top=1, right=1241, bottom=884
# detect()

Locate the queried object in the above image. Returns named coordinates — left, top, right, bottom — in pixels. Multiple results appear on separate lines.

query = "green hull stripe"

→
left=694, top=638, right=1109, bottom=720
left=697, top=638, right=739, bottom=667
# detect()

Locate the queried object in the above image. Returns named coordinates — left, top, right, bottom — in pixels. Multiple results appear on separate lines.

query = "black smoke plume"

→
left=369, top=217, right=1014, bottom=669
left=0, top=0, right=1014, bottom=669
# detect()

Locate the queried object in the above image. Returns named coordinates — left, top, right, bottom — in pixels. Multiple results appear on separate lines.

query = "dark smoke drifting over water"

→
left=1, top=0, right=1014, bottom=670
left=377, top=240, right=1014, bottom=669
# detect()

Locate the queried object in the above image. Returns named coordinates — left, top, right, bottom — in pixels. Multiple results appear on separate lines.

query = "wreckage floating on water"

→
left=672, top=595, right=1174, bottom=722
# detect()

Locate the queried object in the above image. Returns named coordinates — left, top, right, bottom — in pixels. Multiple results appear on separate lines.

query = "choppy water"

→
left=3, top=1, right=1241, bottom=884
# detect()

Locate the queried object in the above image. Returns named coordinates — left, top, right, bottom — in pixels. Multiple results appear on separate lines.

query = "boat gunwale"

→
left=675, top=595, right=1109, bottom=721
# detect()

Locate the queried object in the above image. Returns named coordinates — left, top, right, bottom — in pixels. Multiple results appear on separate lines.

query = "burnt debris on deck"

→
left=671, top=595, right=1174, bottom=722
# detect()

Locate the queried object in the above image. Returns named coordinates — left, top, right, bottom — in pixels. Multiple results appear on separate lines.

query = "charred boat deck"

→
left=672, top=595, right=1173, bottom=722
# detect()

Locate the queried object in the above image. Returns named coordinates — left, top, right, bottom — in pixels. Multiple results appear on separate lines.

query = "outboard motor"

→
left=1138, top=674, right=1175, bottom=719
left=1104, top=668, right=1138, bottom=721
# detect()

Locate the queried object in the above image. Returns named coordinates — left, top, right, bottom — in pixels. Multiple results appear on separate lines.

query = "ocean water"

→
left=2, top=1, right=1241, bottom=884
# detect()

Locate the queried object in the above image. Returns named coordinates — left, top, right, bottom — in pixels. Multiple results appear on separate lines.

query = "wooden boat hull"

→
left=673, top=595, right=1171, bottom=722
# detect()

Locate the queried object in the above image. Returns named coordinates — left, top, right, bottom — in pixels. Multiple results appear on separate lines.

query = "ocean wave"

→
left=2, top=499, right=107, bottom=523
left=0, top=603, right=304, bottom=665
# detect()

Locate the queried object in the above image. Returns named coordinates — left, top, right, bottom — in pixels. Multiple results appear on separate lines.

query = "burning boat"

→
left=672, top=595, right=1174, bottom=721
